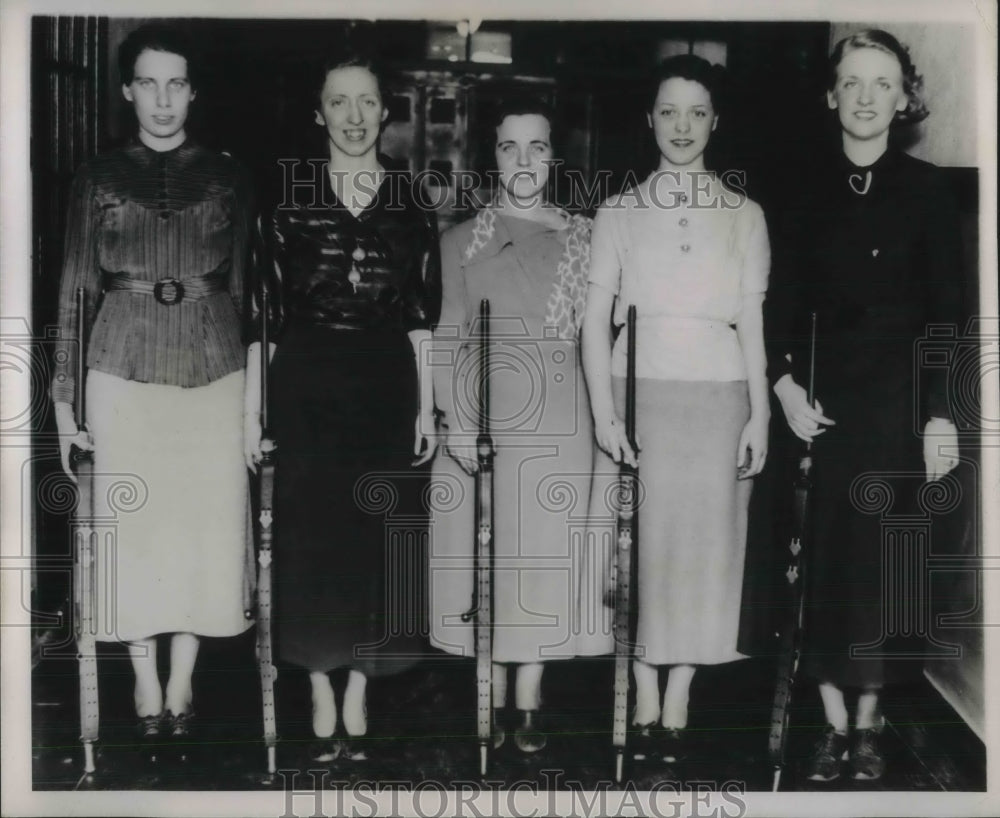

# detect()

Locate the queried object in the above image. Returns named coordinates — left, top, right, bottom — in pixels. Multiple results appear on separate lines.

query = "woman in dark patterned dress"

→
left=245, top=53, right=440, bottom=763
left=52, top=24, right=255, bottom=759
left=767, top=30, right=964, bottom=782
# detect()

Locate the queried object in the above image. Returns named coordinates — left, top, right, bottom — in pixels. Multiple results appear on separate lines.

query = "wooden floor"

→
left=30, top=628, right=985, bottom=793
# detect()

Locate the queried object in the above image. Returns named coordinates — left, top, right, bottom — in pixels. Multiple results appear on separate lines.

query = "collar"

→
left=839, top=144, right=900, bottom=174
left=837, top=145, right=902, bottom=197
left=126, top=137, right=196, bottom=164
left=463, top=207, right=574, bottom=264
left=638, top=169, right=726, bottom=208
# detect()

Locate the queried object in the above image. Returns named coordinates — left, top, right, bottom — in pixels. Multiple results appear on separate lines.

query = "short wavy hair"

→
left=646, top=54, right=728, bottom=115
left=491, top=96, right=558, bottom=148
left=828, top=29, right=929, bottom=126
left=313, top=51, right=385, bottom=110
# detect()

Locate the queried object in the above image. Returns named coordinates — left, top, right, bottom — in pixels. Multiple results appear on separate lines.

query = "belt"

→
left=102, top=265, right=230, bottom=306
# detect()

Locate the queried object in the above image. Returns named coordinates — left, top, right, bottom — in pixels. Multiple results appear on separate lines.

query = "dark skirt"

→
left=741, top=341, right=950, bottom=690
left=799, top=371, right=932, bottom=689
left=272, top=322, right=426, bottom=676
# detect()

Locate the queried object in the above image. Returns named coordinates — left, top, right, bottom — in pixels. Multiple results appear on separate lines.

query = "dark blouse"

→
left=51, top=140, right=254, bottom=404
left=765, top=146, right=964, bottom=423
left=268, top=164, right=441, bottom=335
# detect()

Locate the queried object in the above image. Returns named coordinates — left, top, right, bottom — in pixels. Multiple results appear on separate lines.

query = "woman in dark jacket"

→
left=245, top=52, right=440, bottom=763
left=767, top=29, right=963, bottom=782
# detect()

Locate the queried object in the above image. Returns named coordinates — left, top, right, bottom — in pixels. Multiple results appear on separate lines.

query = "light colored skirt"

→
left=587, top=377, right=751, bottom=666
left=429, top=449, right=613, bottom=663
left=86, top=368, right=252, bottom=642
left=429, top=343, right=613, bottom=663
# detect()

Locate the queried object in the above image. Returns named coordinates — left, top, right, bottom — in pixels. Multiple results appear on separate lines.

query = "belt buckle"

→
left=153, top=278, right=185, bottom=306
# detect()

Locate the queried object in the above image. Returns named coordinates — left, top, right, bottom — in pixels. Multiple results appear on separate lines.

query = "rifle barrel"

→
left=806, top=311, right=817, bottom=407
left=75, top=287, right=86, bottom=429
left=260, top=286, right=269, bottom=434
left=804, top=311, right=817, bottom=455
left=479, top=299, right=490, bottom=438
left=625, top=305, right=637, bottom=451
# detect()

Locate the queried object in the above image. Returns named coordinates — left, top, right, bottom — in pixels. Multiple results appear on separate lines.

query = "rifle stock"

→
left=71, top=286, right=99, bottom=774
left=256, top=285, right=278, bottom=775
left=768, top=311, right=817, bottom=791
left=611, top=305, right=638, bottom=783
left=465, top=299, right=494, bottom=778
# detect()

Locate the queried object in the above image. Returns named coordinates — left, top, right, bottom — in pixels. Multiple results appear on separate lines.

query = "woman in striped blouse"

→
left=51, top=24, right=255, bottom=762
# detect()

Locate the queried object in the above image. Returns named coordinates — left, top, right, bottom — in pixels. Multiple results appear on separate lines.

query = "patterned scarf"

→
left=463, top=206, right=592, bottom=341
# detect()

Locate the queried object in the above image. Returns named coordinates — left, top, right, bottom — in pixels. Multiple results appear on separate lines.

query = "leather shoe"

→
left=850, top=723, right=886, bottom=781
left=340, top=736, right=369, bottom=761
left=659, top=727, right=687, bottom=764
left=804, top=724, right=849, bottom=782
left=308, top=738, right=342, bottom=764
left=164, top=710, right=196, bottom=762
left=630, top=722, right=657, bottom=762
left=136, top=714, right=164, bottom=764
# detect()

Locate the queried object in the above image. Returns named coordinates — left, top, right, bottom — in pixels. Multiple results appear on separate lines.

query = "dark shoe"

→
left=850, top=723, right=886, bottom=781
left=513, top=709, right=547, bottom=753
left=308, top=738, right=342, bottom=764
left=340, top=736, right=369, bottom=762
left=804, top=724, right=849, bottom=782
left=659, top=727, right=687, bottom=764
left=630, top=722, right=657, bottom=762
left=165, top=710, right=195, bottom=762
left=136, top=714, right=164, bottom=763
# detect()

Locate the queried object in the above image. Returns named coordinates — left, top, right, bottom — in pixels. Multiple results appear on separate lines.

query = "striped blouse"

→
left=50, top=140, right=254, bottom=405
left=269, top=162, right=440, bottom=335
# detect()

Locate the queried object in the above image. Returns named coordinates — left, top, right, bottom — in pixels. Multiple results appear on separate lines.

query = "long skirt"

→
left=588, top=377, right=751, bottom=666
left=800, top=369, right=934, bottom=688
left=86, top=368, right=251, bottom=642
left=271, top=324, right=426, bottom=677
left=429, top=341, right=612, bottom=663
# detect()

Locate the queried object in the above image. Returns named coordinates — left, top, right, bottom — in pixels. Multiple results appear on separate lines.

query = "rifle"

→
left=612, top=305, right=639, bottom=783
left=460, top=299, right=495, bottom=778
left=768, top=311, right=817, bottom=792
left=255, top=284, right=278, bottom=775
left=71, top=286, right=99, bottom=774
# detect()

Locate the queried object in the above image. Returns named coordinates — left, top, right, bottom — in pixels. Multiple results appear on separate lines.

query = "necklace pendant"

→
left=348, top=266, right=361, bottom=292
left=848, top=170, right=873, bottom=196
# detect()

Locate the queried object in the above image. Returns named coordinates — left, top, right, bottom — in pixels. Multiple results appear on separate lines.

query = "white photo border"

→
left=2, top=0, right=996, bottom=816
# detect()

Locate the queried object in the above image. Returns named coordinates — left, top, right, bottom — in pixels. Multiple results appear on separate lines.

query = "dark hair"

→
left=646, top=54, right=727, bottom=114
left=118, top=23, right=199, bottom=89
left=484, top=95, right=563, bottom=207
left=314, top=51, right=385, bottom=110
left=828, top=29, right=929, bottom=125
left=492, top=96, right=557, bottom=140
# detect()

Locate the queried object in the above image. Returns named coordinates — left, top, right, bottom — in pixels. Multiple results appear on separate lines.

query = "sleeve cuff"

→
left=766, top=355, right=792, bottom=389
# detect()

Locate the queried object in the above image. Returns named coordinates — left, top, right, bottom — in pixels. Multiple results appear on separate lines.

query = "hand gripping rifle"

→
left=612, top=305, right=639, bottom=783
left=71, top=286, right=99, bottom=774
left=768, top=311, right=817, bottom=792
left=254, top=284, right=278, bottom=775
left=460, top=299, right=495, bottom=778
